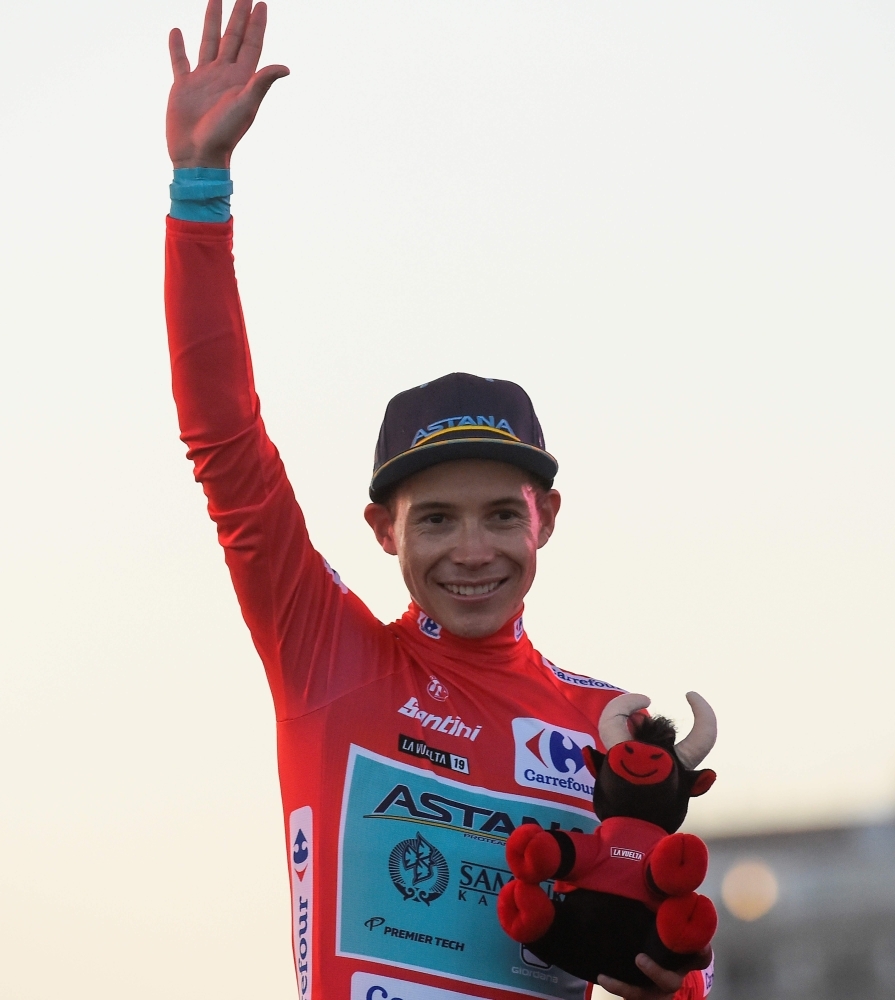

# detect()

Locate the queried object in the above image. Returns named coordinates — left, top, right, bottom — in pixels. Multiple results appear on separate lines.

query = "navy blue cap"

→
left=369, top=372, right=558, bottom=501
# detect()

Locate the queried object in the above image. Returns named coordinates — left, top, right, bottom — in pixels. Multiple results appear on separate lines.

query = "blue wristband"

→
left=170, top=167, right=232, bottom=223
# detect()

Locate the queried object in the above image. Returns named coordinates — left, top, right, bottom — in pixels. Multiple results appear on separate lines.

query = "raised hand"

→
left=167, top=0, right=289, bottom=168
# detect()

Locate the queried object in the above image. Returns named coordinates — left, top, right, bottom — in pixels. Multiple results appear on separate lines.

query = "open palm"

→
left=167, top=0, right=289, bottom=168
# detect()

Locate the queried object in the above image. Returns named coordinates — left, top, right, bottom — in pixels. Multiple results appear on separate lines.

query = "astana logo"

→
left=388, top=831, right=450, bottom=905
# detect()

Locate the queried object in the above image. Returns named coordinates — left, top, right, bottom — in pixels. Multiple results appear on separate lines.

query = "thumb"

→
left=243, top=63, right=291, bottom=105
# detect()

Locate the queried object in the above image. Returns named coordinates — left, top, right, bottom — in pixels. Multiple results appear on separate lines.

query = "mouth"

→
left=620, top=761, right=658, bottom=779
left=439, top=579, right=506, bottom=599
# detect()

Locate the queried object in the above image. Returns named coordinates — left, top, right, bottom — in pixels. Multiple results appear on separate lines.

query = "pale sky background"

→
left=0, top=1, right=893, bottom=998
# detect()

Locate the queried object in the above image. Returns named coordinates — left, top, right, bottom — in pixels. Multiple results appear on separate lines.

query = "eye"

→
left=624, top=745, right=634, bottom=755
left=650, top=753, right=663, bottom=760
left=427, top=514, right=445, bottom=524
left=496, top=510, right=516, bottom=521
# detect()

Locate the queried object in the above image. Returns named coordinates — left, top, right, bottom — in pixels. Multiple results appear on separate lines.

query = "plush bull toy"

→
left=497, top=692, right=718, bottom=987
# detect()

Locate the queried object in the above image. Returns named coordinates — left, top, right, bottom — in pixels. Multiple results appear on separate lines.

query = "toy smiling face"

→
left=586, top=691, right=718, bottom=831
left=583, top=742, right=716, bottom=832
left=607, top=741, right=674, bottom=785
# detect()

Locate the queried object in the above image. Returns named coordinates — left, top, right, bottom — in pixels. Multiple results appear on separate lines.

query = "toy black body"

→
left=531, top=888, right=675, bottom=985
left=498, top=692, right=718, bottom=986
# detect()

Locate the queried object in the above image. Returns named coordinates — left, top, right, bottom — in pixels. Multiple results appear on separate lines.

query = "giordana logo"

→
left=610, top=847, right=644, bottom=862
left=388, top=832, right=450, bottom=905
left=542, top=657, right=625, bottom=693
left=397, top=697, right=482, bottom=741
left=427, top=675, right=449, bottom=701
left=521, top=944, right=551, bottom=969
left=417, top=612, right=442, bottom=640
left=411, top=415, right=516, bottom=447
left=292, top=828, right=310, bottom=880
left=512, top=718, right=595, bottom=801
left=289, top=806, right=314, bottom=1000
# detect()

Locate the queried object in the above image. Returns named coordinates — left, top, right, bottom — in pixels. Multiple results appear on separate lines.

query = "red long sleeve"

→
left=164, top=216, right=389, bottom=718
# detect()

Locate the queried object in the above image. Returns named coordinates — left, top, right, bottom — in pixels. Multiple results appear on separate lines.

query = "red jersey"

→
left=164, top=216, right=711, bottom=1000
left=554, top=817, right=670, bottom=903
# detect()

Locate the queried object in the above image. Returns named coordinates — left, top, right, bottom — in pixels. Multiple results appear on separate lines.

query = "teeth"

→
left=444, top=581, right=500, bottom=596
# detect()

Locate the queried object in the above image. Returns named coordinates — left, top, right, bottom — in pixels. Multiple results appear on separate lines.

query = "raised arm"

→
left=165, top=0, right=289, bottom=486
left=165, top=0, right=291, bottom=528
left=164, top=2, right=386, bottom=716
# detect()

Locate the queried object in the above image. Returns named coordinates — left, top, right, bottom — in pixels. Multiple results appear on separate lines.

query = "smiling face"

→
left=364, top=459, right=561, bottom=639
left=607, top=741, right=675, bottom=785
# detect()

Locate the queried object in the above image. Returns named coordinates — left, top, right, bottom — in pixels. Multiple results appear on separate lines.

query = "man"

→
left=164, top=2, right=713, bottom=998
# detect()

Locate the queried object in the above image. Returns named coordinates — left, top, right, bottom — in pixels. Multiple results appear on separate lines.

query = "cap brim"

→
left=369, top=437, right=558, bottom=501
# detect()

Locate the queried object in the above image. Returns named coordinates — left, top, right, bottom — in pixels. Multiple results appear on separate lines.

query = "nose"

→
left=450, top=517, right=495, bottom=568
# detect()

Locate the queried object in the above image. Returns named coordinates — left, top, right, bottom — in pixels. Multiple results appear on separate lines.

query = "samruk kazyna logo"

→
left=388, top=832, right=450, bottom=905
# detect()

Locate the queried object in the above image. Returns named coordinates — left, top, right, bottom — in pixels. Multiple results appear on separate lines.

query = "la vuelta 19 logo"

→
left=512, top=718, right=595, bottom=802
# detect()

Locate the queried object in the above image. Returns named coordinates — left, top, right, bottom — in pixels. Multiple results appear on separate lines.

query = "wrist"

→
left=171, top=157, right=230, bottom=170
left=170, top=167, right=232, bottom=224
left=169, top=145, right=231, bottom=170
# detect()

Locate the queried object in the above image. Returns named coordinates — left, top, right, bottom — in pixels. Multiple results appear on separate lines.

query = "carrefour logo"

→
left=290, top=807, right=314, bottom=1000
left=512, top=718, right=595, bottom=801
left=293, top=828, right=310, bottom=880
left=542, top=656, right=625, bottom=693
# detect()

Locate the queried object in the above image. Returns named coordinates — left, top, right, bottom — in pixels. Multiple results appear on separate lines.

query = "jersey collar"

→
left=393, top=602, right=532, bottom=666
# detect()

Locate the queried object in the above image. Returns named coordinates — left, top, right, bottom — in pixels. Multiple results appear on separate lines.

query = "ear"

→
left=535, top=489, right=562, bottom=549
left=688, top=769, right=716, bottom=797
left=364, top=503, right=398, bottom=556
left=583, top=745, right=604, bottom=779
left=628, top=709, right=649, bottom=737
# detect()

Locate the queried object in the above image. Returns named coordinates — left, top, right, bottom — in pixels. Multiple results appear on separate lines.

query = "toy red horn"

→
left=597, top=693, right=651, bottom=751
left=674, top=692, right=717, bottom=769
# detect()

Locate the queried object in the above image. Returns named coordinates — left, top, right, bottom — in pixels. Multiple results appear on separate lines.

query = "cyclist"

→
left=165, top=3, right=713, bottom=997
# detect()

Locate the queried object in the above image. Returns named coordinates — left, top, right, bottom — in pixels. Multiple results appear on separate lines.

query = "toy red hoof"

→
left=656, top=892, right=717, bottom=954
left=497, top=880, right=555, bottom=943
left=649, top=833, right=709, bottom=896
left=505, top=825, right=561, bottom=883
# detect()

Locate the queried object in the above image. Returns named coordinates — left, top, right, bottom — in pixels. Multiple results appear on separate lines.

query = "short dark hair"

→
left=375, top=469, right=553, bottom=517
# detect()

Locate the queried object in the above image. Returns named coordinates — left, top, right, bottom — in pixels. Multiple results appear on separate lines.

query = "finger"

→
left=635, top=954, right=684, bottom=993
left=198, top=0, right=223, bottom=64
left=232, top=63, right=290, bottom=124
left=220, top=0, right=253, bottom=62
left=236, top=1, right=268, bottom=71
left=694, top=946, right=713, bottom=971
left=664, top=946, right=713, bottom=975
left=595, top=975, right=636, bottom=998
left=168, top=28, right=191, bottom=78
left=242, top=63, right=290, bottom=103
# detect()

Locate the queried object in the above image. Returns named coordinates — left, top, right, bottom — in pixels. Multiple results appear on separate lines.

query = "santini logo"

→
left=426, top=675, right=449, bottom=702
left=398, top=697, right=482, bottom=741
left=610, top=847, right=644, bottom=862
left=512, top=718, right=595, bottom=801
